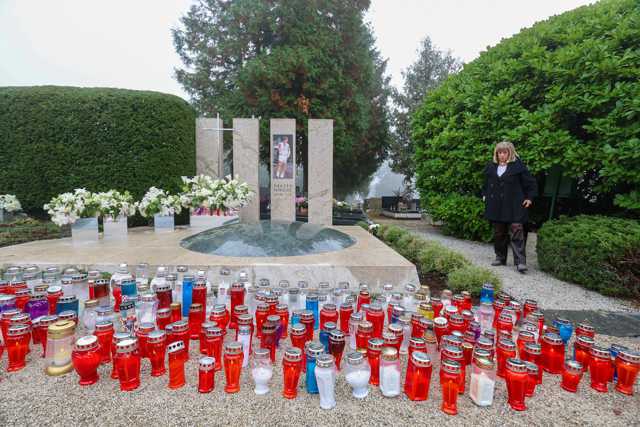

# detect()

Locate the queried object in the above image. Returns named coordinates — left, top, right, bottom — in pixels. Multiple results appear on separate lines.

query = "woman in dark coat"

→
left=482, top=141, right=538, bottom=273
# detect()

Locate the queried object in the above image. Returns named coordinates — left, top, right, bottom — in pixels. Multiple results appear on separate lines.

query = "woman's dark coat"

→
left=482, top=159, right=538, bottom=223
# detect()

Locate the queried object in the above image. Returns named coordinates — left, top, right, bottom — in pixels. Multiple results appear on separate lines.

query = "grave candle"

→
left=282, top=347, right=303, bottom=399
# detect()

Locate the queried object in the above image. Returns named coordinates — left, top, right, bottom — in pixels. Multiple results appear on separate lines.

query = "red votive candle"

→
left=496, top=338, right=517, bottom=378
left=339, top=302, right=354, bottom=333
left=170, top=302, right=182, bottom=323
left=541, top=333, right=564, bottom=374
left=210, top=304, right=229, bottom=334
left=328, top=330, right=346, bottom=370
left=147, top=330, right=167, bottom=376
left=167, top=340, right=187, bottom=389
left=224, top=341, right=243, bottom=393
left=589, top=345, right=612, bottom=392
left=505, top=358, right=528, bottom=411
left=72, top=335, right=101, bottom=385
left=405, top=351, right=432, bottom=401
left=6, top=324, right=30, bottom=372
left=367, top=338, right=383, bottom=386
left=615, top=349, right=640, bottom=396
left=189, top=303, right=204, bottom=340
left=282, top=347, right=303, bottom=399
left=561, top=360, right=583, bottom=393
left=198, top=356, right=216, bottom=393
left=110, top=332, right=131, bottom=379
left=276, top=304, right=289, bottom=339
left=94, top=320, right=114, bottom=364
left=135, top=322, right=155, bottom=358
left=156, top=307, right=171, bottom=330
left=115, top=338, right=141, bottom=391
left=440, top=360, right=461, bottom=415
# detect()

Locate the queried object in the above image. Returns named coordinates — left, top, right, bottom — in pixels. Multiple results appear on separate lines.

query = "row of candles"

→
left=0, top=264, right=639, bottom=415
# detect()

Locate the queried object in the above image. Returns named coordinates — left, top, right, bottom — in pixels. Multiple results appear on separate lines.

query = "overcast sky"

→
left=0, top=0, right=596, bottom=99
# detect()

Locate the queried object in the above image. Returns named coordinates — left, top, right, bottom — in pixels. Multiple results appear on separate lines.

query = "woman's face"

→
left=497, top=149, right=509, bottom=164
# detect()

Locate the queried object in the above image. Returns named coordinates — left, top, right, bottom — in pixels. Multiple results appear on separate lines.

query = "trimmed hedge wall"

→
left=537, top=215, right=640, bottom=297
left=0, top=86, right=196, bottom=214
left=360, top=222, right=501, bottom=297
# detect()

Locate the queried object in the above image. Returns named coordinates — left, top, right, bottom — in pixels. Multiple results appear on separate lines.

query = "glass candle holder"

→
left=440, top=360, right=461, bottom=415
left=589, top=345, right=612, bottom=392
left=209, top=304, right=229, bottom=333
left=282, top=347, right=304, bottom=399
left=408, top=337, right=426, bottom=362
left=505, top=358, right=528, bottom=411
left=305, top=341, right=324, bottom=393
left=252, top=347, right=273, bottom=395
left=320, top=303, right=338, bottom=331
left=198, top=356, right=216, bottom=393
left=524, top=362, right=538, bottom=397
left=111, top=332, right=132, bottom=379
left=541, top=332, right=565, bottom=374
left=71, top=335, right=101, bottom=385
left=223, top=341, right=243, bottom=393
left=94, top=320, right=114, bottom=364
left=305, top=293, right=319, bottom=330
left=561, top=360, right=583, bottom=393
left=344, top=351, right=371, bottom=398
left=348, top=312, right=363, bottom=350
left=167, top=341, right=187, bottom=389
left=147, top=330, right=167, bottom=376
left=229, top=282, right=246, bottom=325
left=405, top=351, right=432, bottom=401
left=45, top=319, right=76, bottom=376
left=328, top=330, right=346, bottom=370
left=314, top=353, right=336, bottom=409
left=115, top=338, right=141, bottom=391
left=255, top=303, right=269, bottom=339
left=138, top=292, right=158, bottom=326
left=6, top=324, right=30, bottom=372
left=615, top=349, right=640, bottom=396
left=470, top=352, right=495, bottom=406
left=380, top=347, right=401, bottom=397
left=181, top=275, right=194, bottom=317
left=339, top=302, right=354, bottom=334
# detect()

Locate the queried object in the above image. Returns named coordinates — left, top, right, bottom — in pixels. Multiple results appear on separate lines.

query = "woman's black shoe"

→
left=491, top=259, right=506, bottom=266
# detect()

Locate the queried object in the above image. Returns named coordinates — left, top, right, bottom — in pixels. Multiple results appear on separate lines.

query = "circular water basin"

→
left=180, top=220, right=356, bottom=257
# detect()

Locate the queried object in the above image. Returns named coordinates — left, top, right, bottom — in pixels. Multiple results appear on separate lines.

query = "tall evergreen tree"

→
left=173, top=0, right=391, bottom=195
left=389, top=37, right=461, bottom=186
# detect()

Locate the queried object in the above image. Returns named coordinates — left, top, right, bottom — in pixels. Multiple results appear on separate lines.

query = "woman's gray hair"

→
left=493, top=141, right=519, bottom=163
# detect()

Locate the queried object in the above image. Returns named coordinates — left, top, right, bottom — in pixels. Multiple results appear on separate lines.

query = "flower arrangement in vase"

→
left=95, top=190, right=135, bottom=239
left=136, top=187, right=182, bottom=233
left=0, top=194, right=22, bottom=223
left=44, top=189, right=101, bottom=243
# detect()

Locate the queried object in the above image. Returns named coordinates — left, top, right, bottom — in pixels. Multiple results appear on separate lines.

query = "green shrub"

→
left=417, top=243, right=470, bottom=275
left=382, top=225, right=408, bottom=245
left=0, top=86, right=196, bottom=214
left=537, top=215, right=640, bottom=297
left=356, top=221, right=369, bottom=231
left=413, top=0, right=640, bottom=236
left=425, top=193, right=493, bottom=242
left=447, top=265, right=502, bottom=297
left=395, top=233, right=422, bottom=262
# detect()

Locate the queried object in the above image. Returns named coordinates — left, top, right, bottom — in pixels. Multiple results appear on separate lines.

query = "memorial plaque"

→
left=270, top=119, right=296, bottom=222
left=232, top=118, right=260, bottom=223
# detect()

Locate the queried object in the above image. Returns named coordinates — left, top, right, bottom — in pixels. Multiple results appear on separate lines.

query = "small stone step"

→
left=542, top=309, right=640, bottom=338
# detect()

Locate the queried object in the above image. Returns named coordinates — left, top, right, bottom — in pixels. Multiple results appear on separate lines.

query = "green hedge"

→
left=413, top=0, right=640, bottom=240
left=425, top=193, right=493, bottom=242
left=0, top=86, right=196, bottom=214
left=363, top=222, right=501, bottom=297
left=537, top=215, right=640, bottom=297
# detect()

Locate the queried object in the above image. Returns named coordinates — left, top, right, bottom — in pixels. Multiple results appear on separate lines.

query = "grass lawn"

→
left=0, top=217, right=69, bottom=248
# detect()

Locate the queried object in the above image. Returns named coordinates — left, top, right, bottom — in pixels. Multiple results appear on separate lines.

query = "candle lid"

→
left=506, top=358, right=527, bottom=372
left=329, top=330, right=345, bottom=342
left=525, top=361, right=539, bottom=373
left=225, top=341, right=243, bottom=354
left=388, top=323, right=403, bottom=336
left=576, top=335, right=594, bottom=347
left=153, top=282, right=171, bottom=292
left=276, top=303, right=289, bottom=313
left=157, top=308, right=171, bottom=318
left=0, top=294, right=17, bottom=304
left=590, top=345, right=610, bottom=359
left=238, top=325, right=251, bottom=335
left=368, top=338, right=384, bottom=351
left=253, top=347, right=270, bottom=358
left=37, top=315, right=59, bottom=327
left=619, top=350, right=640, bottom=364
left=7, top=324, right=30, bottom=336
left=518, top=331, right=536, bottom=341
left=211, top=304, right=227, bottom=315
left=10, top=313, right=30, bottom=324
left=555, top=317, right=571, bottom=325
left=116, top=338, right=138, bottom=353
left=321, top=303, right=337, bottom=312
left=167, top=341, right=185, bottom=354
left=576, top=322, right=594, bottom=333
left=409, top=337, right=426, bottom=348
left=423, top=330, right=437, bottom=344
left=382, top=331, right=398, bottom=344
left=442, top=359, right=461, bottom=374
left=473, top=347, right=491, bottom=359
left=411, top=351, right=432, bottom=367
left=306, top=342, right=325, bottom=357
left=542, top=332, right=563, bottom=345
left=137, top=322, right=155, bottom=334
left=442, top=345, right=463, bottom=360
left=524, top=343, right=541, bottom=355
left=266, top=314, right=280, bottom=323
left=398, top=315, right=411, bottom=326
left=95, top=320, right=114, bottom=331
left=441, top=335, right=463, bottom=348
left=284, top=347, right=303, bottom=362
left=46, top=319, right=75, bottom=339
left=193, top=279, right=207, bottom=289
left=564, top=360, right=582, bottom=373
left=288, top=288, right=299, bottom=295
left=231, top=282, right=245, bottom=290
left=497, top=338, right=516, bottom=351
left=171, top=320, right=189, bottom=332
left=381, top=347, right=398, bottom=361
left=28, top=292, right=46, bottom=302
left=290, top=323, right=306, bottom=336
left=204, top=326, right=224, bottom=338
left=434, top=317, right=448, bottom=328
left=199, top=356, right=215, bottom=370
left=315, top=353, right=334, bottom=368
left=74, top=335, right=98, bottom=351
left=306, top=293, right=319, bottom=302
left=349, top=312, right=363, bottom=322
left=113, top=332, right=132, bottom=342
left=140, top=293, right=157, bottom=303
left=147, top=330, right=166, bottom=343
left=190, top=303, right=203, bottom=312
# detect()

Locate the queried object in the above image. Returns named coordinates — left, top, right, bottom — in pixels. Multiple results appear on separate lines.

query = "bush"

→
left=417, top=243, right=470, bottom=275
left=0, top=86, right=196, bottom=214
left=425, top=193, right=493, bottom=242
left=413, top=0, right=640, bottom=237
left=382, top=225, right=408, bottom=245
left=447, top=265, right=502, bottom=297
left=395, top=233, right=422, bottom=262
left=537, top=215, right=640, bottom=297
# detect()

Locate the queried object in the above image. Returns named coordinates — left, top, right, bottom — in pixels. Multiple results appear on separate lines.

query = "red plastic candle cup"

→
left=34, top=314, right=58, bottom=357
left=496, top=338, right=517, bottom=378
left=260, top=320, right=277, bottom=363
left=154, top=282, right=172, bottom=310
left=367, top=338, right=383, bottom=386
left=575, top=322, right=595, bottom=339
left=170, top=302, right=182, bottom=323
left=290, top=323, right=308, bottom=371
left=112, top=283, right=122, bottom=313
left=2, top=309, right=22, bottom=344
left=6, top=324, right=30, bottom=372
left=496, top=312, right=514, bottom=337
left=255, top=303, right=269, bottom=339
left=573, top=336, right=594, bottom=372
left=276, top=304, right=289, bottom=339
left=430, top=297, right=443, bottom=318
left=210, top=304, right=229, bottom=334
left=229, top=282, right=246, bottom=327
left=72, top=335, right=101, bottom=385
left=192, top=279, right=207, bottom=312
left=615, top=349, right=640, bottom=396
left=199, top=322, right=216, bottom=354
left=46, top=286, right=63, bottom=315
left=405, top=351, right=432, bottom=401
left=94, top=320, right=114, bottom=364
left=365, top=303, right=385, bottom=339
left=320, top=303, right=338, bottom=331
left=516, top=331, right=536, bottom=358
left=339, top=302, right=354, bottom=333
left=300, top=310, right=315, bottom=342
left=156, top=308, right=171, bottom=330
left=135, top=322, right=155, bottom=358
left=169, top=320, right=190, bottom=354
left=282, top=347, right=303, bottom=399
left=541, top=332, right=565, bottom=374
left=524, top=362, right=538, bottom=397
left=441, top=345, right=466, bottom=394
left=492, top=299, right=505, bottom=328
left=147, top=330, right=167, bottom=376
left=523, top=299, right=538, bottom=320
left=561, top=360, right=583, bottom=393
left=167, top=340, right=187, bottom=389
left=433, top=317, right=448, bottom=348
left=589, top=345, right=613, bottom=392
left=110, top=332, right=132, bottom=379
left=505, top=358, right=528, bottom=411
left=198, top=356, right=216, bottom=393
left=189, top=303, right=204, bottom=340
left=440, top=360, right=461, bottom=415
left=522, top=343, right=543, bottom=384
left=357, top=290, right=371, bottom=313
left=115, top=338, right=141, bottom=391
left=328, top=330, right=346, bottom=370
left=408, top=336, right=426, bottom=361
left=223, top=341, right=243, bottom=393
left=410, top=313, right=426, bottom=339
left=388, top=323, right=404, bottom=353
left=356, top=321, right=373, bottom=352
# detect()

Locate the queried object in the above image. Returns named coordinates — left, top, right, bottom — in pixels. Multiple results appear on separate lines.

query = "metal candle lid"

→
left=211, top=304, right=227, bottom=315
left=441, top=359, right=461, bottom=374
left=619, top=350, right=640, bottom=364
left=506, top=358, right=527, bottom=372
left=590, top=345, right=610, bottom=359
left=190, top=303, right=203, bottom=313
left=576, top=335, right=595, bottom=347
left=113, top=332, right=132, bottom=343
left=300, top=310, right=314, bottom=321
left=576, top=322, right=595, bottom=333
left=347, top=351, right=364, bottom=365
left=171, top=320, right=189, bottom=333
left=306, top=342, right=325, bottom=357
left=350, top=312, right=363, bottom=322
left=368, top=338, right=384, bottom=351
left=524, top=343, right=542, bottom=355
left=59, top=311, right=77, bottom=322
left=525, top=361, right=539, bottom=374
left=74, top=335, right=98, bottom=351
left=498, top=338, right=516, bottom=351
left=204, top=326, right=224, bottom=338
left=442, top=345, right=463, bottom=360
left=315, top=353, right=334, bottom=368
left=225, top=341, right=243, bottom=355
left=329, top=330, right=346, bottom=342
left=199, top=356, right=216, bottom=371
left=542, top=332, right=563, bottom=345
left=116, top=338, right=138, bottom=353
left=254, top=347, right=270, bottom=358
left=1, top=309, right=20, bottom=320
left=409, top=337, right=426, bottom=349
left=411, top=351, right=432, bottom=368
left=9, top=312, right=30, bottom=324
left=564, top=360, right=583, bottom=373
left=167, top=340, right=185, bottom=354
left=47, top=319, right=75, bottom=339
left=137, top=322, right=155, bottom=334
left=157, top=308, right=171, bottom=318
left=290, top=323, right=306, bottom=336
left=381, top=347, right=398, bottom=361
left=358, top=321, right=373, bottom=333
left=147, top=330, right=167, bottom=343
left=83, top=298, right=98, bottom=308
left=284, top=347, right=303, bottom=362
left=434, top=317, right=448, bottom=328
left=7, top=324, right=30, bottom=336
left=37, top=315, right=59, bottom=327
left=95, top=320, right=114, bottom=332
left=140, top=293, right=157, bottom=303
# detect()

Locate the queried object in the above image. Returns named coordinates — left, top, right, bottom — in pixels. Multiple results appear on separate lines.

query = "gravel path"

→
left=0, top=333, right=638, bottom=426
left=375, top=218, right=638, bottom=313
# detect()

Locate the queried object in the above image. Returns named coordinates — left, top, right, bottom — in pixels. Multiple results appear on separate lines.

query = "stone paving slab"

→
left=542, top=309, right=640, bottom=338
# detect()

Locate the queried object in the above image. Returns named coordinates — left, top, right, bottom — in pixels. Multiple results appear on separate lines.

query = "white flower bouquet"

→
left=136, top=187, right=182, bottom=218
left=44, top=188, right=100, bottom=226
left=95, top=190, right=136, bottom=219
left=0, top=194, right=22, bottom=213
left=180, top=174, right=253, bottom=216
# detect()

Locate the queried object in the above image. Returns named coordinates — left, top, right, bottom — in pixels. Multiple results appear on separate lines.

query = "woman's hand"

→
left=522, top=199, right=532, bottom=208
